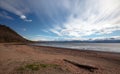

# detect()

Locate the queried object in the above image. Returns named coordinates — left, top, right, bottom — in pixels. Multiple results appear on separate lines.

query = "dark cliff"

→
left=0, top=24, right=29, bottom=43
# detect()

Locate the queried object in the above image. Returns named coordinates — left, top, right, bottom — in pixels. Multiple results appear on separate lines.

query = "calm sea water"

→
left=33, top=42, right=120, bottom=53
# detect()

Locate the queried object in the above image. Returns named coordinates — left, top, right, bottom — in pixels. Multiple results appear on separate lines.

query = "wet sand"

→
left=0, top=43, right=120, bottom=74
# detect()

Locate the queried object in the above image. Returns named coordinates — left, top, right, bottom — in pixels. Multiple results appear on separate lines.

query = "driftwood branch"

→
left=63, top=59, right=98, bottom=72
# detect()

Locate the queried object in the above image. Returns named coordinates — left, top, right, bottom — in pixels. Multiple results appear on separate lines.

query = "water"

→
left=33, top=42, right=120, bottom=53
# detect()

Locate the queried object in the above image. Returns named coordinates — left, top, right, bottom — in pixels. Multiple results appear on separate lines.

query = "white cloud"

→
left=20, top=15, right=26, bottom=19
left=0, top=0, right=32, bottom=22
left=20, top=15, right=32, bottom=22
left=31, top=37, right=50, bottom=41
left=31, top=35, right=59, bottom=41
left=0, top=0, right=120, bottom=40
left=50, top=29, right=62, bottom=36
left=49, top=0, right=120, bottom=37
left=25, top=19, right=32, bottom=22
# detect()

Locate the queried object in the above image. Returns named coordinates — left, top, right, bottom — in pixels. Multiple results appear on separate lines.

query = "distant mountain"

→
left=39, top=38, right=120, bottom=43
left=86, top=39, right=120, bottom=43
left=0, top=24, right=29, bottom=43
left=73, top=40, right=120, bottom=43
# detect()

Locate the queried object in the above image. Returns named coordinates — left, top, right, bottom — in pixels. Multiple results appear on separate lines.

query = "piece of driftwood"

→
left=63, top=59, right=98, bottom=72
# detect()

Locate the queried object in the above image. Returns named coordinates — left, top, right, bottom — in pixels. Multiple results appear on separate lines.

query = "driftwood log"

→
left=63, top=59, right=98, bottom=72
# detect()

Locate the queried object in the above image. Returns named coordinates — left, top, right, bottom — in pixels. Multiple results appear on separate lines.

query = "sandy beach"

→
left=0, top=43, right=120, bottom=74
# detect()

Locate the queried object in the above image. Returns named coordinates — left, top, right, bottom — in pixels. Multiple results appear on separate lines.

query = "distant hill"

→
left=0, top=24, right=29, bottom=43
left=39, top=39, right=120, bottom=43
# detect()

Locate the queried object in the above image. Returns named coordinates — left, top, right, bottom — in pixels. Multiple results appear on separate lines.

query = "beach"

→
left=0, top=43, right=120, bottom=74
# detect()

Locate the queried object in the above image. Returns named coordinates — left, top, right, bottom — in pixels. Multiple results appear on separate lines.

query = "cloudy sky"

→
left=0, top=0, right=120, bottom=41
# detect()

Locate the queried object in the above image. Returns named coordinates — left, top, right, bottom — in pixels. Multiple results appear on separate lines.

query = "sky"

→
left=0, top=0, right=120, bottom=41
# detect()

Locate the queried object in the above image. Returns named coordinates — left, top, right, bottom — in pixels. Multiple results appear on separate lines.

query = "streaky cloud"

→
left=0, top=11, right=14, bottom=20
left=48, top=0, right=120, bottom=37
left=0, top=0, right=120, bottom=41
left=0, top=0, right=32, bottom=22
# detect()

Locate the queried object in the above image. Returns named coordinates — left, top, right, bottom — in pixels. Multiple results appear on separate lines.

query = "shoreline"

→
left=0, top=43, right=120, bottom=74
left=31, top=42, right=120, bottom=54
left=30, top=44, right=120, bottom=54
left=30, top=44, right=120, bottom=61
